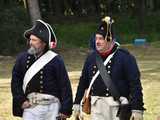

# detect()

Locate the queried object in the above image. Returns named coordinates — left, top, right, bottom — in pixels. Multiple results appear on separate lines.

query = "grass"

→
left=0, top=42, right=160, bottom=120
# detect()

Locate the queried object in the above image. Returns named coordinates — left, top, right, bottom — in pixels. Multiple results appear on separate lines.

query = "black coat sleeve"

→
left=56, top=56, right=73, bottom=116
left=11, top=53, right=27, bottom=116
left=124, top=53, right=145, bottom=110
left=74, top=56, right=90, bottom=104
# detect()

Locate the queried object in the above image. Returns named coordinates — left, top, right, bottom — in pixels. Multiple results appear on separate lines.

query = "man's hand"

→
left=73, top=104, right=83, bottom=120
left=21, top=100, right=31, bottom=109
left=130, top=110, right=143, bottom=120
left=57, top=113, right=70, bottom=120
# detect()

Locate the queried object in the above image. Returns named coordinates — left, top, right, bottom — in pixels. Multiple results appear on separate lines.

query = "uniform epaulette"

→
left=118, top=48, right=130, bottom=55
left=87, top=50, right=95, bottom=56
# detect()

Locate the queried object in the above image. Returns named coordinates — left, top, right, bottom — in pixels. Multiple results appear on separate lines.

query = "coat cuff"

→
left=19, top=96, right=28, bottom=108
left=59, top=108, right=72, bottom=116
left=132, top=110, right=143, bottom=114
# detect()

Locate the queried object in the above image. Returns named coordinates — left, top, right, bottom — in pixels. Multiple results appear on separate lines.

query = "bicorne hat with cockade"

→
left=96, top=16, right=114, bottom=41
left=24, top=20, right=57, bottom=49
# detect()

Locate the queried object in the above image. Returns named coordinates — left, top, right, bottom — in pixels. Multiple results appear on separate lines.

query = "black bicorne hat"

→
left=24, top=20, right=57, bottom=49
left=96, top=16, right=114, bottom=41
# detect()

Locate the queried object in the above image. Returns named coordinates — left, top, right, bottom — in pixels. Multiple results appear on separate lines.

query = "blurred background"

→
left=0, top=0, right=160, bottom=120
left=0, top=0, right=160, bottom=55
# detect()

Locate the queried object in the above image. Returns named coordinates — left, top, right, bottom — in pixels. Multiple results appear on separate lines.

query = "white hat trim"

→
left=47, top=23, right=57, bottom=48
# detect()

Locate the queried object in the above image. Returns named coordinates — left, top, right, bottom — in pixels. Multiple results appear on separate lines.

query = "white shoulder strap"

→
left=86, top=51, right=116, bottom=98
left=23, top=50, right=58, bottom=93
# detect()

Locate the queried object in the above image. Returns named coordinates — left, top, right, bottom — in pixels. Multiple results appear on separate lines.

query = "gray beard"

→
left=27, top=46, right=39, bottom=55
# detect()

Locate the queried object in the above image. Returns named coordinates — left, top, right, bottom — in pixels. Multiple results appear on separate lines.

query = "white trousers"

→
left=91, top=96, right=120, bottom=120
left=22, top=102, right=60, bottom=120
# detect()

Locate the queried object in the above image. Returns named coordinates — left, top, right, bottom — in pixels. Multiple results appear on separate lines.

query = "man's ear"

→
left=42, top=41, right=47, bottom=48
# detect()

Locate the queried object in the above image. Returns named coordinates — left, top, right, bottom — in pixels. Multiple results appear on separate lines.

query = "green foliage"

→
left=54, top=22, right=97, bottom=48
left=0, top=5, right=30, bottom=55
left=113, top=15, right=160, bottom=44
left=53, top=15, right=160, bottom=48
left=0, top=5, right=160, bottom=55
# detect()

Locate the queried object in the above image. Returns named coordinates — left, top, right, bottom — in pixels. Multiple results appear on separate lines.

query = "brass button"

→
left=27, top=60, right=30, bottom=63
left=93, top=65, right=96, bottom=68
left=40, top=81, right=43, bottom=84
left=107, top=71, right=111, bottom=74
left=39, top=90, right=43, bottom=93
left=106, top=88, right=109, bottom=91
left=109, top=60, right=111, bottom=63
left=106, top=93, right=109, bottom=96
left=40, top=76, right=43, bottom=79
left=93, top=71, right=95, bottom=74
left=40, top=86, right=43, bottom=89
left=26, top=65, right=29, bottom=68
left=108, top=66, right=111, bottom=69
left=28, top=56, right=31, bottom=59
left=40, top=71, right=43, bottom=74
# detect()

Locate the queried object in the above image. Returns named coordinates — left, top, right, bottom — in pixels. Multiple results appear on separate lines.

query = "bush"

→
left=54, top=22, right=97, bottom=48
left=0, top=4, right=30, bottom=55
left=0, top=4, right=160, bottom=55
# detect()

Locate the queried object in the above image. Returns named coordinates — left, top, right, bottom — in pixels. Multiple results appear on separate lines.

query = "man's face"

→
left=28, top=35, right=46, bottom=55
left=95, top=34, right=112, bottom=53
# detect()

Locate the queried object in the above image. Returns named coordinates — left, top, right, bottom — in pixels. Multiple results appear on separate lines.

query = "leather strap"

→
left=85, top=52, right=116, bottom=98
left=96, top=52, right=120, bottom=101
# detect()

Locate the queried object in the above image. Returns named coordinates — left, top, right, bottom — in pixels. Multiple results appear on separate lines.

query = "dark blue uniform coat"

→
left=74, top=45, right=144, bottom=111
left=11, top=51, right=73, bottom=117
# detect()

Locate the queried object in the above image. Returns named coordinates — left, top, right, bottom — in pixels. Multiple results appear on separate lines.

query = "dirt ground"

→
left=0, top=43, right=160, bottom=120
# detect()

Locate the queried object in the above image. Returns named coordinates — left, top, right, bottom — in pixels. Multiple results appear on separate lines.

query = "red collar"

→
left=98, top=43, right=115, bottom=58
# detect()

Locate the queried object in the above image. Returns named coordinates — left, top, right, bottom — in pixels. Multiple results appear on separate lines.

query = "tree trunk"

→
left=48, top=0, right=54, bottom=15
left=106, top=0, right=114, bottom=16
left=153, top=0, right=159, bottom=11
left=53, top=0, right=64, bottom=16
left=93, top=0, right=101, bottom=15
left=148, top=0, right=154, bottom=10
left=135, top=0, right=145, bottom=35
left=26, top=0, right=41, bottom=24
left=23, top=0, right=27, bottom=8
